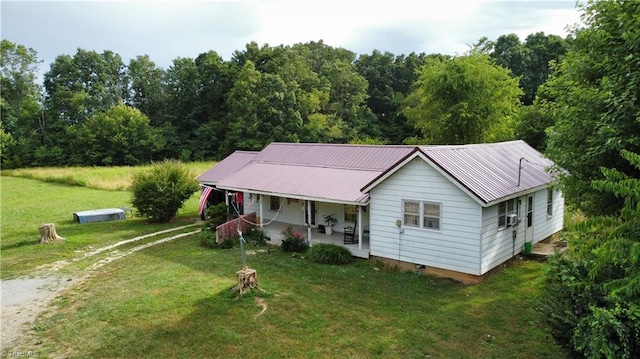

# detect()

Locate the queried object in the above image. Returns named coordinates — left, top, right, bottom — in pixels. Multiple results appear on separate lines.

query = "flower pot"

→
left=326, top=226, right=333, bottom=235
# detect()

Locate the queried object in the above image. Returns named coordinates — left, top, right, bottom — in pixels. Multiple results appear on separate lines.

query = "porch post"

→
left=358, top=205, right=363, bottom=250
left=259, top=194, right=263, bottom=229
left=307, top=200, right=312, bottom=243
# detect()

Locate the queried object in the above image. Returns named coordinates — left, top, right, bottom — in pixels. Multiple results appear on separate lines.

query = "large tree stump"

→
left=234, top=268, right=262, bottom=295
left=39, top=223, right=65, bottom=244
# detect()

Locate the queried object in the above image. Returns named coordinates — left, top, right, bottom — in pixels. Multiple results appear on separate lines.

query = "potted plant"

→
left=323, top=213, right=338, bottom=235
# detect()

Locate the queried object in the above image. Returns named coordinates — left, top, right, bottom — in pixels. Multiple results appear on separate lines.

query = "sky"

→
left=1, top=0, right=583, bottom=84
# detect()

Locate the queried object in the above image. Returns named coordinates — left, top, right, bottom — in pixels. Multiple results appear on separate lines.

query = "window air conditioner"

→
left=506, top=213, right=518, bottom=226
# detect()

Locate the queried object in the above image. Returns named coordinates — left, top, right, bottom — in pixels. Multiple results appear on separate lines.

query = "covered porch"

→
left=260, top=221, right=370, bottom=259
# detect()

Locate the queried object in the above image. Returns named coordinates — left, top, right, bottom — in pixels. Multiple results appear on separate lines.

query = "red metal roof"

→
left=217, top=163, right=379, bottom=203
left=214, top=143, right=415, bottom=204
left=203, top=141, right=558, bottom=205
left=251, top=143, right=415, bottom=170
left=420, top=140, right=555, bottom=204
left=197, top=150, right=259, bottom=184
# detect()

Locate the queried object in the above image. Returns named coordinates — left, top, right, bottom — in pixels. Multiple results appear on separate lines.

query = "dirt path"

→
left=0, top=224, right=201, bottom=353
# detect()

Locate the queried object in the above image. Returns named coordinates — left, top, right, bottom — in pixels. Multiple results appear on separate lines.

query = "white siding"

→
left=480, top=188, right=565, bottom=273
left=369, top=158, right=483, bottom=275
left=533, top=188, right=564, bottom=243
left=257, top=196, right=306, bottom=225
left=316, top=202, right=369, bottom=233
left=480, top=200, right=525, bottom=274
left=256, top=197, right=370, bottom=232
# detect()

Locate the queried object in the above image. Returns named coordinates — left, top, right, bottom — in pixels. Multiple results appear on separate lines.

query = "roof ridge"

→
left=421, top=140, right=525, bottom=151
left=251, top=160, right=385, bottom=172
left=268, top=142, right=414, bottom=149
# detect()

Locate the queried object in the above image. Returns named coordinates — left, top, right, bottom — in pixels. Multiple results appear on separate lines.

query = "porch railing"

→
left=216, top=212, right=256, bottom=243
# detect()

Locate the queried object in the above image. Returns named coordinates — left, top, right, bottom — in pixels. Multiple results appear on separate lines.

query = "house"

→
left=198, top=141, right=564, bottom=282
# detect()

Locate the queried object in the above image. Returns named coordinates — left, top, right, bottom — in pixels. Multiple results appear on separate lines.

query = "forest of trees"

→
left=1, top=32, right=566, bottom=168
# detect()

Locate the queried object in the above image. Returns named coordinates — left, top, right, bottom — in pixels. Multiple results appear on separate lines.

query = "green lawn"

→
left=1, top=172, right=569, bottom=358
left=34, top=238, right=567, bottom=359
left=0, top=176, right=200, bottom=278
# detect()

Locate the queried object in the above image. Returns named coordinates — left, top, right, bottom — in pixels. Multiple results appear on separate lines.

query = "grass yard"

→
left=0, top=176, right=201, bottom=278
left=35, top=238, right=568, bottom=359
left=1, top=167, right=569, bottom=358
left=1, top=161, right=214, bottom=191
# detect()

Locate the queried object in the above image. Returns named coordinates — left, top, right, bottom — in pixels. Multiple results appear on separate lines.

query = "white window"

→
left=547, top=188, right=553, bottom=217
left=423, top=203, right=441, bottom=230
left=498, top=199, right=516, bottom=228
left=403, top=200, right=441, bottom=230
left=403, top=201, right=420, bottom=227
left=270, top=196, right=280, bottom=211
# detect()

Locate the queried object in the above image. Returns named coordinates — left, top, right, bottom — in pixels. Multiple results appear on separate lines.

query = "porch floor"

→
left=260, top=221, right=370, bottom=258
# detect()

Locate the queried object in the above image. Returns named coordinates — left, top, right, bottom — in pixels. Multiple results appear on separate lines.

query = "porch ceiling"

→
left=216, top=162, right=381, bottom=204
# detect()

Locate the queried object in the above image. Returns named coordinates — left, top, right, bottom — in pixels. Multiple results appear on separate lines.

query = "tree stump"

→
left=234, top=268, right=262, bottom=295
left=39, top=223, right=65, bottom=244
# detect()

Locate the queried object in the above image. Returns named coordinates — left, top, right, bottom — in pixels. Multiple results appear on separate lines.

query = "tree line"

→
left=2, top=33, right=565, bottom=166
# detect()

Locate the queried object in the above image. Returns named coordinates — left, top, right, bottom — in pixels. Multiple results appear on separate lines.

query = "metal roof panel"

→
left=197, top=150, right=259, bottom=184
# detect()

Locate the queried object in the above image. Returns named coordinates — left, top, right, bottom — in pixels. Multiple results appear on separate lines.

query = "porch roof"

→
left=216, top=162, right=379, bottom=204
left=198, top=150, right=258, bottom=185
left=214, top=143, right=416, bottom=204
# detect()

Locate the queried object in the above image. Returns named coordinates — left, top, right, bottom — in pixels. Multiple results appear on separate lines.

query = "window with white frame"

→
left=344, top=204, right=357, bottom=222
left=403, top=200, right=441, bottom=230
left=498, top=199, right=516, bottom=228
left=270, top=196, right=280, bottom=211
left=423, top=203, right=441, bottom=230
left=547, top=188, right=553, bottom=217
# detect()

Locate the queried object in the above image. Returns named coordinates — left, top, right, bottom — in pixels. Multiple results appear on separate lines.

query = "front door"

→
left=305, top=201, right=316, bottom=226
left=525, top=195, right=534, bottom=242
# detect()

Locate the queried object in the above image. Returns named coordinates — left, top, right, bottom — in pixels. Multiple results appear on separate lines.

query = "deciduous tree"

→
left=545, top=0, right=640, bottom=215
left=403, top=54, right=521, bottom=144
left=71, top=104, right=164, bottom=166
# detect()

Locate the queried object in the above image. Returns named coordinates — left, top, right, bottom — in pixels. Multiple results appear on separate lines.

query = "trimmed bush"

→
left=204, top=203, right=228, bottom=228
left=308, top=243, right=353, bottom=265
left=280, top=226, right=308, bottom=253
left=130, top=159, right=199, bottom=222
left=196, top=230, right=218, bottom=249
left=244, top=227, right=268, bottom=246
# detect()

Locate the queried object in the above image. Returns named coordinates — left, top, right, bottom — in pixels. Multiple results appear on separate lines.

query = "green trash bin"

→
left=524, top=242, right=533, bottom=253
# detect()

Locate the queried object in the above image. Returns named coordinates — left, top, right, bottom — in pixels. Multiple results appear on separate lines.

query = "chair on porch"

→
left=343, top=226, right=357, bottom=244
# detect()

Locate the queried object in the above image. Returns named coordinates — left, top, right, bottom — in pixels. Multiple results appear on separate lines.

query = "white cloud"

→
left=1, top=0, right=582, bottom=83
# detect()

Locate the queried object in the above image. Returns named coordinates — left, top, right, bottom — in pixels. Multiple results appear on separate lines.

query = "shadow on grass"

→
left=1, top=240, right=42, bottom=251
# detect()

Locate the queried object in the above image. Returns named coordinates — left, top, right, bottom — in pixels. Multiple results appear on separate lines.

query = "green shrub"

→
left=540, top=150, right=640, bottom=359
left=204, top=203, right=229, bottom=228
left=280, top=226, right=308, bottom=253
left=219, top=237, right=238, bottom=249
left=244, top=227, right=268, bottom=246
left=196, top=230, right=218, bottom=249
left=130, top=159, right=199, bottom=222
left=308, top=243, right=353, bottom=265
